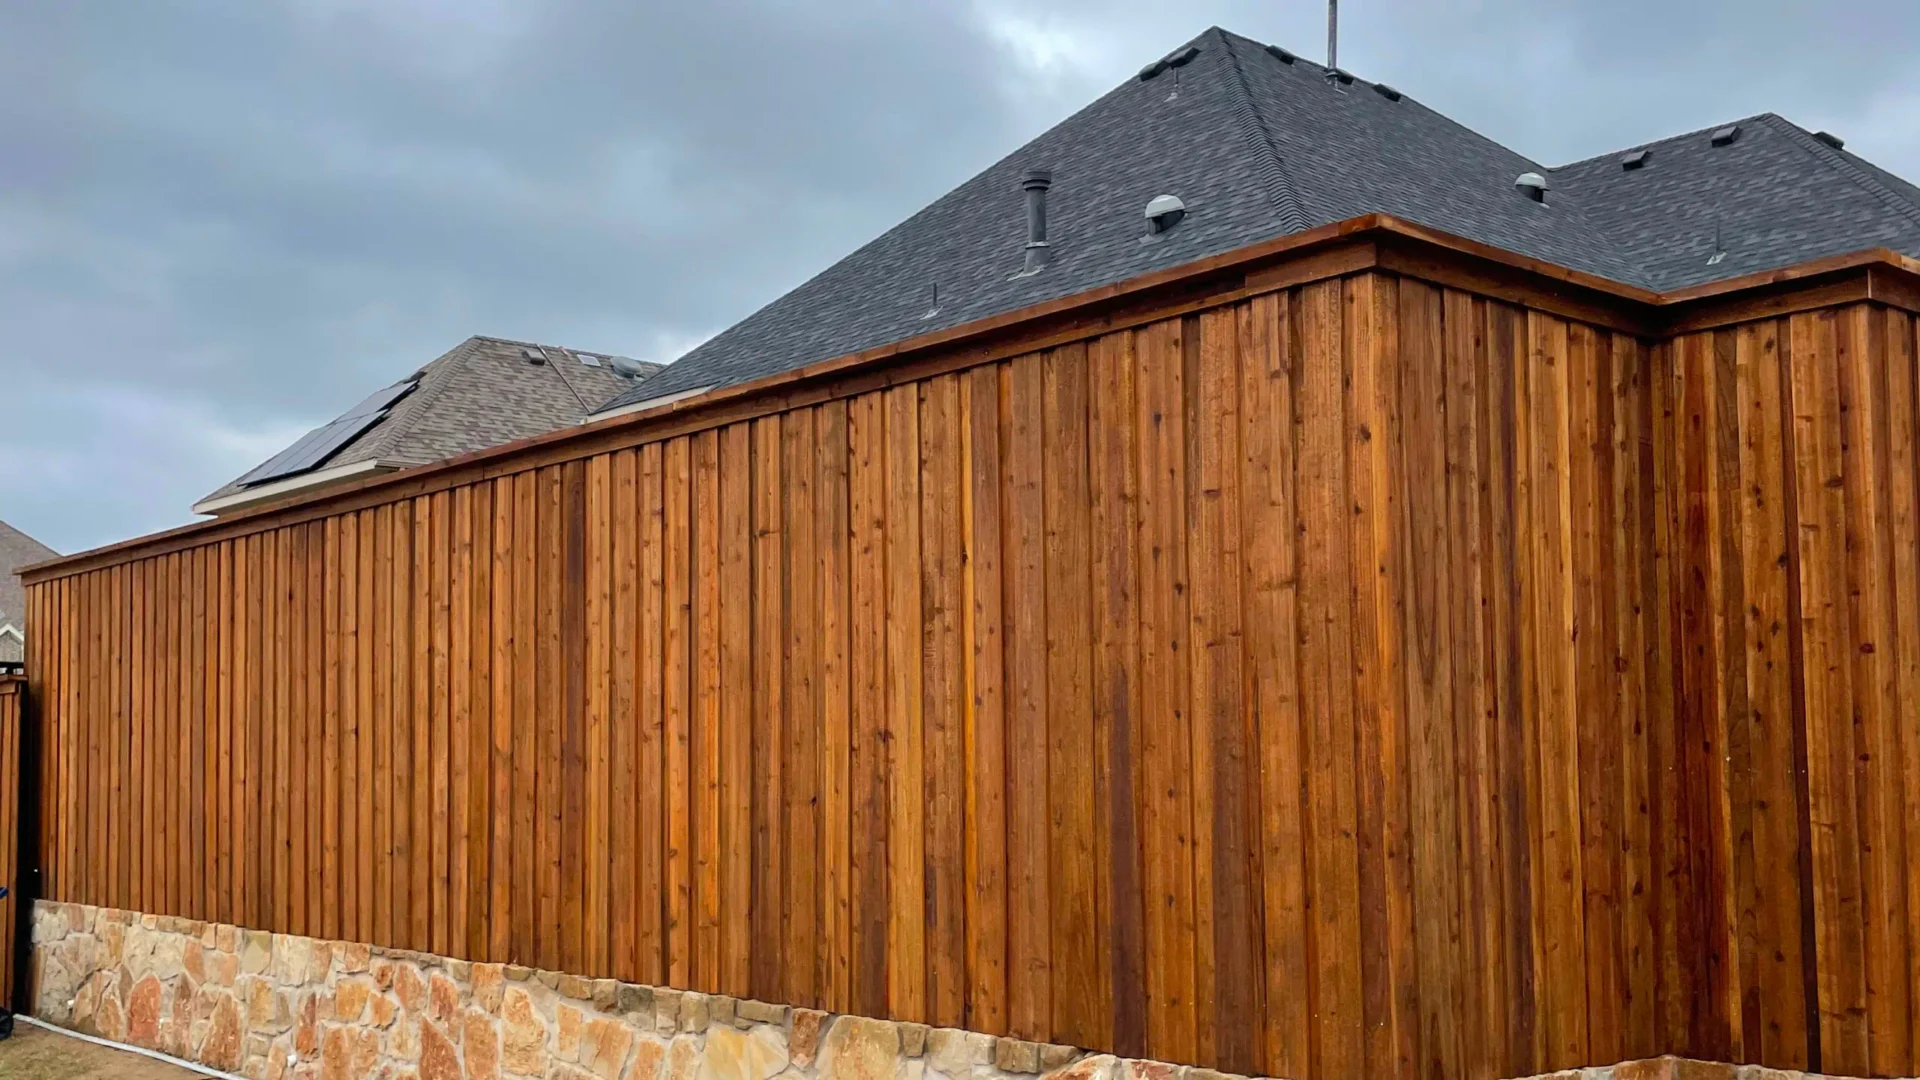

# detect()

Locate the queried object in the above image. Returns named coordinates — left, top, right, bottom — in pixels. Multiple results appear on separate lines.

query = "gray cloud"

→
left=5, top=0, right=1919, bottom=554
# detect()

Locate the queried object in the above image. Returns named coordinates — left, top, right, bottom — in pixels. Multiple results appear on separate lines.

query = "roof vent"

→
left=1266, top=44, right=1296, bottom=64
left=1145, top=194, right=1187, bottom=235
left=1813, top=130, right=1845, bottom=150
left=1711, top=124, right=1741, bottom=147
left=522, top=347, right=548, bottom=366
left=1013, top=168, right=1053, bottom=277
left=1139, top=45, right=1199, bottom=81
left=609, top=356, right=651, bottom=379
left=1328, top=68, right=1355, bottom=85
left=1620, top=149, right=1651, bottom=170
left=1515, top=172, right=1548, bottom=204
left=1372, top=82, right=1402, bottom=102
left=577, top=352, right=602, bottom=367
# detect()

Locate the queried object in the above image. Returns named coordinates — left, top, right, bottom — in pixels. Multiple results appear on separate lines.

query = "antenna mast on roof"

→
left=1327, top=0, right=1338, bottom=77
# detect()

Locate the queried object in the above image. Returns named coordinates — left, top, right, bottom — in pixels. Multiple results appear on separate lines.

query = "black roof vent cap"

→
left=1711, top=124, right=1741, bottom=147
left=1372, top=82, right=1402, bottom=102
left=1813, top=130, right=1845, bottom=150
left=1266, top=44, right=1296, bottom=64
left=1329, top=68, right=1355, bottom=84
left=1140, top=45, right=1198, bottom=81
left=522, top=347, right=547, bottom=366
left=1620, top=149, right=1651, bottom=170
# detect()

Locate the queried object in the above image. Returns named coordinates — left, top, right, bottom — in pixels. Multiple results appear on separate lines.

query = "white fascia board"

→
left=192, top=457, right=396, bottom=517
left=589, top=384, right=714, bottom=423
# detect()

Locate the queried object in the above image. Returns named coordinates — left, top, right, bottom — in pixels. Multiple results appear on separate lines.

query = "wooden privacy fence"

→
left=0, top=676, right=23, bottom=1009
left=21, top=254, right=1920, bottom=1080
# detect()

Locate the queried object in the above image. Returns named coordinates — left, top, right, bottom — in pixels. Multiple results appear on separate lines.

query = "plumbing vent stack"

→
left=1021, top=168, right=1053, bottom=274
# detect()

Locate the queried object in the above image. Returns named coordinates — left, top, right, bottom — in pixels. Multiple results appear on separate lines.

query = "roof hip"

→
left=1759, top=113, right=1920, bottom=231
left=1216, top=28, right=1312, bottom=234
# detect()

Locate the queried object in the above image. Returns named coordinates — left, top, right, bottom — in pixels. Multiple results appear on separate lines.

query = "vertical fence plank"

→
left=1004, top=354, right=1053, bottom=1042
left=784, top=409, right=823, bottom=1010
left=751, top=416, right=787, bottom=1003
left=1136, top=319, right=1195, bottom=1063
left=817, top=400, right=855, bottom=1017
left=1044, top=345, right=1102, bottom=1051
left=961, top=368, right=1009, bottom=1037
left=847, top=392, right=890, bottom=1019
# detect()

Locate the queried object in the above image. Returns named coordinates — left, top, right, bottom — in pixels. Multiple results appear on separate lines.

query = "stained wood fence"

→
left=19, top=269, right=1920, bottom=1080
left=0, top=676, right=23, bottom=1009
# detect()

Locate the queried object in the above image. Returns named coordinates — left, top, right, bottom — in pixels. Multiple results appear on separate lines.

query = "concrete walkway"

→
left=0, top=1023, right=213, bottom=1079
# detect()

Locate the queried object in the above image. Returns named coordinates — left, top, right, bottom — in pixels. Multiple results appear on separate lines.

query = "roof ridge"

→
left=469, top=332, right=628, bottom=356
left=1215, top=28, right=1311, bottom=234
left=1758, top=114, right=1920, bottom=231
left=1549, top=112, right=1778, bottom=171
left=366, top=336, right=486, bottom=462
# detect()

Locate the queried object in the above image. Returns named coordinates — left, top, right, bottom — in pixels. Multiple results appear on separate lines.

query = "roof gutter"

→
left=191, top=457, right=397, bottom=518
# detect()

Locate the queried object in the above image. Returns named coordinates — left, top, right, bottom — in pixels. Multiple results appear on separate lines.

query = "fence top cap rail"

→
left=21, top=210, right=1920, bottom=586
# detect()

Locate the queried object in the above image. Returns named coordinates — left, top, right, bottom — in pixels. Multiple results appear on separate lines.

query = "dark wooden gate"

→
left=0, top=675, right=22, bottom=1010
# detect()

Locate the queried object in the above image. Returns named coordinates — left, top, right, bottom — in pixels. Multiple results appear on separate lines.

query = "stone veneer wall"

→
left=28, top=900, right=1265, bottom=1080
left=31, top=901, right=1905, bottom=1080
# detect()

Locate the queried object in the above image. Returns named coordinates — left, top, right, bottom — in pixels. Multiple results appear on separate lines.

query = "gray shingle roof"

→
left=1552, top=113, right=1920, bottom=290
left=599, top=26, right=1920, bottom=413
left=201, top=335, right=661, bottom=507
left=0, top=519, right=58, bottom=637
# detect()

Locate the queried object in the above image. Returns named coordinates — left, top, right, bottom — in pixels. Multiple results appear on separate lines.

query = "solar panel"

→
left=340, top=379, right=418, bottom=420
left=237, top=411, right=384, bottom=486
left=236, top=376, right=421, bottom=487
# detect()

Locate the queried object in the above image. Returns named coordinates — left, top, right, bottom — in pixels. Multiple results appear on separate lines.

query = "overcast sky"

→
left=2, top=1, right=1915, bottom=556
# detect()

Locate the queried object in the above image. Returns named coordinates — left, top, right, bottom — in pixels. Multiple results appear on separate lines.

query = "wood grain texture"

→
left=23, top=280, right=1920, bottom=1080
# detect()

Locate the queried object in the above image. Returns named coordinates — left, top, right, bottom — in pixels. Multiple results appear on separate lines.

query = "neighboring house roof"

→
left=599, top=26, right=1920, bottom=413
left=0, top=615, right=20, bottom=665
left=198, top=335, right=661, bottom=514
left=0, top=519, right=58, bottom=636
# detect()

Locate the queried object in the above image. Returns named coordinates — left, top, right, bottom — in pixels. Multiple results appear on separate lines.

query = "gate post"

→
left=0, top=674, right=32, bottom=1019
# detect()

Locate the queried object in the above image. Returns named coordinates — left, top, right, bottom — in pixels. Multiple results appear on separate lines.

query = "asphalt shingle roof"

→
left=0, top=518, right=58, bottom=639
left=600, top=26, right=1920, bottom=413
left=202, top=335, right=661, bottom=507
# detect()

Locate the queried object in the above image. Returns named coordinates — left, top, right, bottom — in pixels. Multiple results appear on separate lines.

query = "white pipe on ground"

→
left=15, top=1014, right=252, bottom=1080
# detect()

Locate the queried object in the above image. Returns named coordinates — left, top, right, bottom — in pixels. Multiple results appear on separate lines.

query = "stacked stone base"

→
left=31, top=901, right=1900, bottom=1080
left=28, top=900, right=1269, bottom=1080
